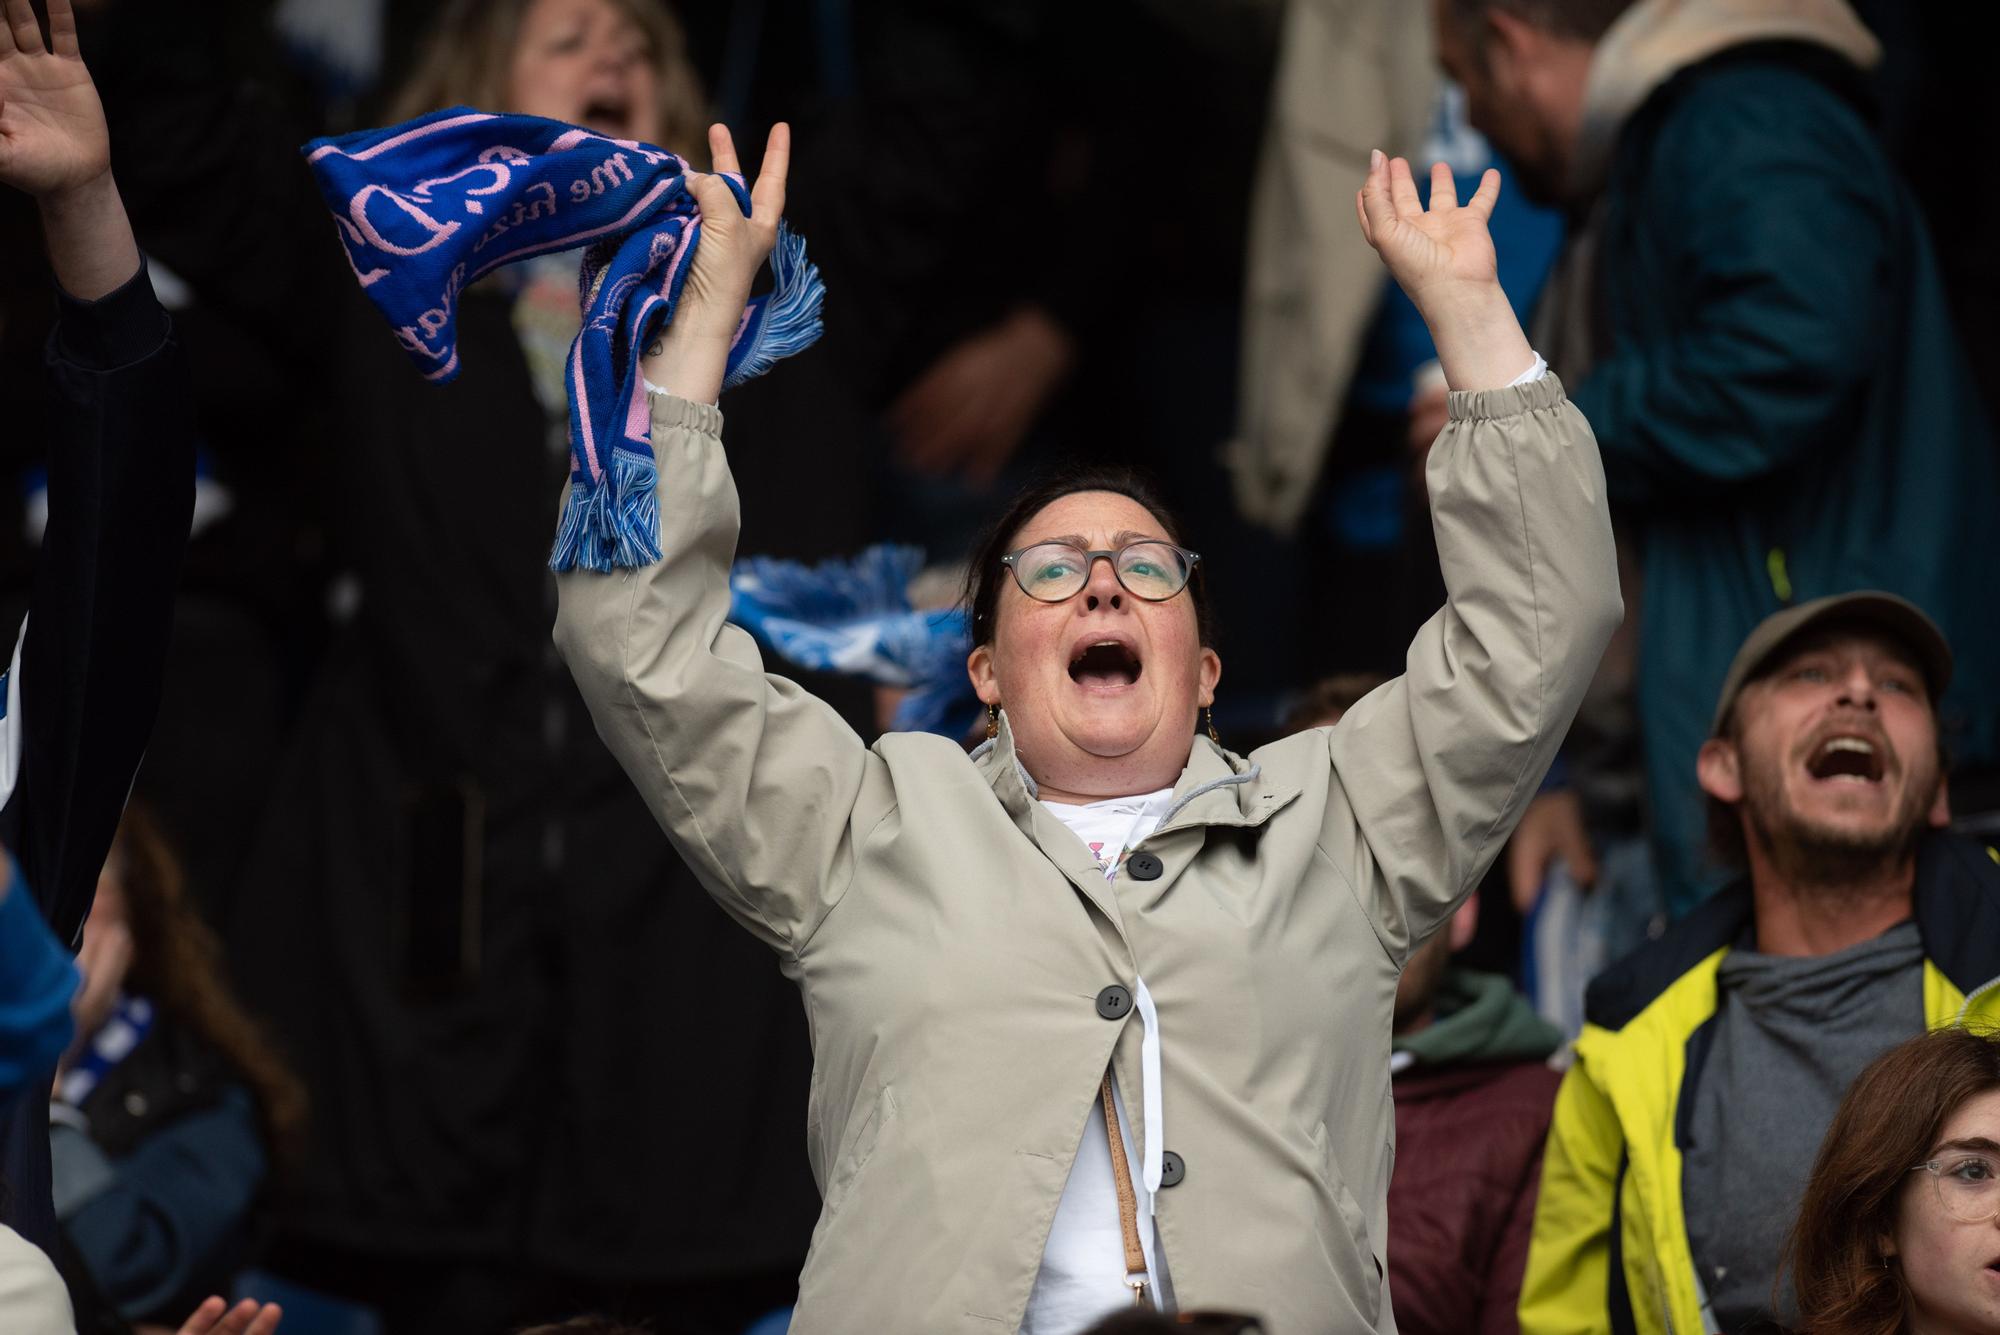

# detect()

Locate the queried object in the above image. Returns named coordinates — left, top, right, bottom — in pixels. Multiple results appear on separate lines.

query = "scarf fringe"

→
left=548, top=447, right=662, bottom=573
left=722, top=222, right=826, bottom=392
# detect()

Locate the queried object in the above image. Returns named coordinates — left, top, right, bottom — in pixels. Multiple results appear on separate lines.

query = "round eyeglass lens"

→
left=1116, top=542, right=1192, bottom=600
left=1929, top=1151, right=2000, bottom=1223
left=1015, top=544, right=1091, bottom=601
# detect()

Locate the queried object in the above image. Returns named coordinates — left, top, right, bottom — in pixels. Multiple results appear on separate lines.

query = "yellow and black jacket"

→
left=1518, top=832, right=2000, bottom=1334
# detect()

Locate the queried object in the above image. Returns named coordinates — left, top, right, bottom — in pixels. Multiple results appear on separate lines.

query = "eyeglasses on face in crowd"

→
left=1000, top=540, right=1201, bottom=605
left=1911, top=1149, right=2000, bottom=1224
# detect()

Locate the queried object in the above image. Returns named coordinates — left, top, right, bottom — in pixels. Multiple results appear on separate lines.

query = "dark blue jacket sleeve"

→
left=0, top=262, right=196, bottom=947
left=61, top=1085, right=266, bottom=1321
left=0, top=261, right=196, bottom=1250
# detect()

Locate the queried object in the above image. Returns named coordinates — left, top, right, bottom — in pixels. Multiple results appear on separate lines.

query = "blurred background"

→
left=2, top=0, right=1993, bottom=1332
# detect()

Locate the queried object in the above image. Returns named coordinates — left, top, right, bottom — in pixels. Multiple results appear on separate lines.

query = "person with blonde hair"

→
left=390, top=0, right=706, bottom=155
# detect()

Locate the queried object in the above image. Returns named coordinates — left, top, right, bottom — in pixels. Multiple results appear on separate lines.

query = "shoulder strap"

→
left=1100, top=1072, right=1155, bottom=1309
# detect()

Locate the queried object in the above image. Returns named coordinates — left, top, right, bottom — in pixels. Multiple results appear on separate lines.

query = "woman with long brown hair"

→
left=1787, top=1025, right=2000, bottom=1334
left=50, top=802, right=305, bottom=1330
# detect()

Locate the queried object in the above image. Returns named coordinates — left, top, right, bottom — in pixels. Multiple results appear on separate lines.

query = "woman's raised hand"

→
left=643, top=121, right=790, bottom=403
left=0, top=0, right=106, bottom=199
left=1, top=0, right=139, bottom=297
left=1356, top=153, right=1499, bottom=305
left=1355, top=151, right=1532, bottom=392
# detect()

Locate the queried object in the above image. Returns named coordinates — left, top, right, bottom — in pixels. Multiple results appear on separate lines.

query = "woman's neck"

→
left=1034, top=781, right=1171, bottom=806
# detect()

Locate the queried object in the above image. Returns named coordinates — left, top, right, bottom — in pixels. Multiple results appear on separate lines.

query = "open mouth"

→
left=1069, top=638, right=1142, bottom=690
left=581, top=95, right=633, bottom=137
left=1805, top=735, right=1886, bottom=784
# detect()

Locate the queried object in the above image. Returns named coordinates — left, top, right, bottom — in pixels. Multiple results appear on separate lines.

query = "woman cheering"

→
left=555, top=125, right=1621, bottom=1334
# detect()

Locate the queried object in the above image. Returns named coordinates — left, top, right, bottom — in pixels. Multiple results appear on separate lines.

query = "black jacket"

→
left=0, top=265, right=197, bottom=1247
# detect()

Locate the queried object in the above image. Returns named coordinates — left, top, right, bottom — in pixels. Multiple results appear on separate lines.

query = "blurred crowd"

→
left=3, top=0, right=1999, bottom=1333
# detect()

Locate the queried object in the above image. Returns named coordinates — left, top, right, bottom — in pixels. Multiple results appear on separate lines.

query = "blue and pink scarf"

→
left=304, top=108, right=824, bottom=571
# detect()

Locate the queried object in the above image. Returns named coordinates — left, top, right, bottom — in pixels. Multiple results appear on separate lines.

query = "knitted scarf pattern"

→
left=729, top=544, right=980, bottom=737
left=303, top=108, right=824, bottom=571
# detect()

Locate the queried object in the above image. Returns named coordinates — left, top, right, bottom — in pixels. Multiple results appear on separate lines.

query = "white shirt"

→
left=1022, top=788, right=1176, bottom=1334
left=1020, top=353, right=1551, bottom=1333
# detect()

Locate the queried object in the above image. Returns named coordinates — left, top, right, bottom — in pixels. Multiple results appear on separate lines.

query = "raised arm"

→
left=1323, top=153, right=1621, bottom=960
left=555, top=125, right=889, bottom=955
left=1, top=0, right=195, bottom=943
left=1, top=0, right=137, bottom=298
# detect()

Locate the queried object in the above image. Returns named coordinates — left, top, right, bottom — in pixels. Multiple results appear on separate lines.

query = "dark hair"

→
left=1784, top=1026, right=2000, bottom=1334
left=1080, top=1311, right=1265, bottom=1335
left=1284, top=673, right=1390, bottom=733
left=1445, top=0, right=1635, bottom=43
left=515, top=1319, right=655, bottom=1335
left=113, top=803, right=309, bottom=1166
left=963, top=465, right=1215, bottom=648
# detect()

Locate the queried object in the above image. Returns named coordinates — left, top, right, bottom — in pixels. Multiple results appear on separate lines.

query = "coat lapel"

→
left=973, top=716, right=1304, bottom=925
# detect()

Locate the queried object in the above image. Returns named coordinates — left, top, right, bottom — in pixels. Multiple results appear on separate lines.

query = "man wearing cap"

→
left=1516, top=592, right=2000, bottom=1335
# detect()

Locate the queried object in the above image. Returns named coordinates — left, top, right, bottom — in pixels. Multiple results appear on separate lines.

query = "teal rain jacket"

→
left=1570, top=45, right=2000, bottom=912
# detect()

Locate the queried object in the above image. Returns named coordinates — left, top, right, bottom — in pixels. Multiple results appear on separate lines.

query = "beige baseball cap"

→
left=1710, top=591, right=1953, bottom=735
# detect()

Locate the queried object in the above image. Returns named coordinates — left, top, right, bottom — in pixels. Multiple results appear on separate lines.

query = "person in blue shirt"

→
left=0, top=857, right=75, bottom=1104
left=51, top=804, right=304, bottom=1328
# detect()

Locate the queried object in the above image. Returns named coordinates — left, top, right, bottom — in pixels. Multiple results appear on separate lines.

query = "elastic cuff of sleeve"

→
left=53, top=258, right=169, bottom=370
left=646, top=389, right=724, bottom=437
left=1446, top=372, right=1566, bottom=423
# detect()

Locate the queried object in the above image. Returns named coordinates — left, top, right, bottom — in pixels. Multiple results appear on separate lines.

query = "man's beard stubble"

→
left=1739, top=746, right=1941, bottom=893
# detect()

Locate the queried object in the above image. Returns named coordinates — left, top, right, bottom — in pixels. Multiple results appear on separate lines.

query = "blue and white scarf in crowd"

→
left=52, top=994, right=154, bottom=1110
left=304, top=108, right=824, bottom=572
left=730, top=545, right=980, bottom=738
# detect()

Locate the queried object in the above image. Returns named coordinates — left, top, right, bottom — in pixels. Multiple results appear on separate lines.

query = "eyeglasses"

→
left=999, top=540, right=1201, bottom=605
left=1911, top=1149, right=2000, bottom=1224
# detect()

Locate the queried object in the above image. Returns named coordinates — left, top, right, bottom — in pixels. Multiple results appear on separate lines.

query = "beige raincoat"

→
left=554, top=374, right=1621, bottom=1333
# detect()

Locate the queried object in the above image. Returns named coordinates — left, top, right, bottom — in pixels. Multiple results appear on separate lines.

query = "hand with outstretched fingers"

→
left=1354, top=151, right=1533, bottom=393
left=173, top=1296, right=283, bottom=1335
left=0, top=0, right=104, bottom=198
left=0, top=0, right=138, bottom=298
left=642, top=121, right=790, bottom=404
left=1355, top=154, right=1500, bottom=309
